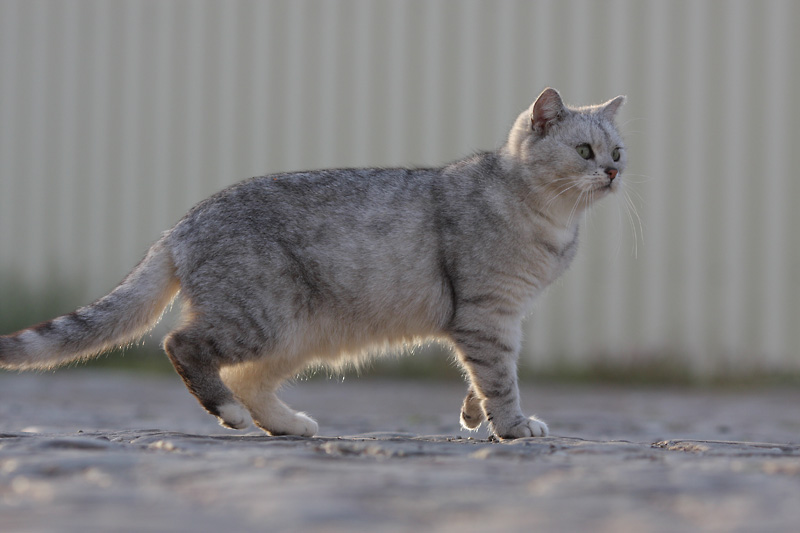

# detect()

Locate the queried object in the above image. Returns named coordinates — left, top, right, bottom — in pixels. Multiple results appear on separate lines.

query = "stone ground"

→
left=0, top=371, right=799, bottom=532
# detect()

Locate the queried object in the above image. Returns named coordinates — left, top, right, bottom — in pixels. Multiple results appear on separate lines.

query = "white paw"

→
left=217, top=402, right=252, bottom=430
left=496, top=416, right=549, bottom=439
left=257, top=411, right=319, bottom=437
left=289, top=412, right=318, bottom=437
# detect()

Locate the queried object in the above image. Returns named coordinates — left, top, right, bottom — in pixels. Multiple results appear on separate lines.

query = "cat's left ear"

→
left=600, top=95, right=626, bottom=121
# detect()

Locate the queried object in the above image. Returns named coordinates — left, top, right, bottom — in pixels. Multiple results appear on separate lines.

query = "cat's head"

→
left=505, top=88, right=626, bottom=220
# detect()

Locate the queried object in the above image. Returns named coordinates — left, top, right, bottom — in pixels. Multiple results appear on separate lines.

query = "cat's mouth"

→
left=595, top=176, right=620, bottom=193
left=592, top=181, right=614, bottom=193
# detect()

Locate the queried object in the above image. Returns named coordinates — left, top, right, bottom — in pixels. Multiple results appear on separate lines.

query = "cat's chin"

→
left=593, top=180, right=619, bottom=195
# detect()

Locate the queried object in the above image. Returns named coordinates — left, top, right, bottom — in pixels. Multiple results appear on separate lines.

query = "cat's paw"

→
left=460, top=388, right=485, bottom=430
left=256, top=411, right=319, bottom=437
left=283, top=412, right=318, bottom=437
left=217, top=402, right=252, bottom=430
left=494, top=416, right=549, bottom=439
left=460, top=408, right=483, bottom=430
left=460, top=399, right=484, bottom=430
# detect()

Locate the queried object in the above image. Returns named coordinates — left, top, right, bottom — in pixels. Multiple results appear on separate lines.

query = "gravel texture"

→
left=0, top=371, right=799, bottom=532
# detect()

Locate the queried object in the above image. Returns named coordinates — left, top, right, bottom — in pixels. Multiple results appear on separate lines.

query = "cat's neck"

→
left=531, top=193, right=588, bottom=232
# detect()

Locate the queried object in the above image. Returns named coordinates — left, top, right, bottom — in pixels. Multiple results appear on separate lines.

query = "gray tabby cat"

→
left=0, top=88, right=625, bottom=439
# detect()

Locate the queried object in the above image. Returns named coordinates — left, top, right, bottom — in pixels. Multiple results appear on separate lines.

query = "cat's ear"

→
left=600, top=95, right=626, bottom=121
left=531, top=88, right=567, bottom=134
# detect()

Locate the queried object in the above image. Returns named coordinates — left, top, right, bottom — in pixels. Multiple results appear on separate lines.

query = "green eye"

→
left=612, top=147, right=621, bottom=162
left=576, top=144, right=593, bottom=160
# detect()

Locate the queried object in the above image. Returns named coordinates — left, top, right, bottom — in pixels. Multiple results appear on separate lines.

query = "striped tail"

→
left=0, top=240, right=180, bottom=370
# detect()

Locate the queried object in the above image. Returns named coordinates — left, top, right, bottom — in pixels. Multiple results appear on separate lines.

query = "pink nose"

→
left=605, top=167, right=618, bottom=181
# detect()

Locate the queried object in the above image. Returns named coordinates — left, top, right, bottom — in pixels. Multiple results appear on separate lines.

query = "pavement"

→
left=0, top=370, right=799, bottom=532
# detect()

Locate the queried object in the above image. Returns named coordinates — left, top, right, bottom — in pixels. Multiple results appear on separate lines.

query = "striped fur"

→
left=0, top=240, right=179, bottom=370
left=0, top=88, right=626, bottom=439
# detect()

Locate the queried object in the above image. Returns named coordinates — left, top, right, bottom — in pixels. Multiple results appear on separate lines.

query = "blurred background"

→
left=0, top=0, right=798, bottom=382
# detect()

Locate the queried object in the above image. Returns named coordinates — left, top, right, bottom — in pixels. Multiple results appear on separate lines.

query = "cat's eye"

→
left=576, top=144, right=593, bottom=160
left=612, top=147, right=621, bottom=162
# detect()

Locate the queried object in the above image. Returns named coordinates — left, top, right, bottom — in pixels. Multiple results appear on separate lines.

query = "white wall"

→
left=1, top=0, right=798, bottom=376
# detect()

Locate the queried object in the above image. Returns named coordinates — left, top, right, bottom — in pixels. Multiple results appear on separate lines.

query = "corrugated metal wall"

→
left=1, top=0, right=799, bottom=376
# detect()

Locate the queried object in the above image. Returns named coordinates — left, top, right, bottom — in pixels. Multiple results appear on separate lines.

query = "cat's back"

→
left=172, top=167, right=438, bottom=237
left=164, top=166, right=446, bottom=297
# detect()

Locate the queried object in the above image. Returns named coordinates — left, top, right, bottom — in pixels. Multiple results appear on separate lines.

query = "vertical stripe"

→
left=638, top=0, right=670, bottom=359
left=0, top=0, right=798, bottom=376
left=719, top=0, right=749, bottom=367
left=681, top=0, right=710, bottom=372
left=760, top=1, right=791, bottom=369
left=85, top=0, right=112, bottom=285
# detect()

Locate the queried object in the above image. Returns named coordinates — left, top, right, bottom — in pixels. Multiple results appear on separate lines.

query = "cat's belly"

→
left=283, top=278, right=452, bottom=364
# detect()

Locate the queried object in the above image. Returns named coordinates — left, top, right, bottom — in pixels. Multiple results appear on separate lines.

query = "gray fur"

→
left=0, top=88, right=626, bottom=439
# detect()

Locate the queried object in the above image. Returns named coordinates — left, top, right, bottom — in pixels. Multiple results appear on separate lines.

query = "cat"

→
left=0, top=88, right=626, bottom=439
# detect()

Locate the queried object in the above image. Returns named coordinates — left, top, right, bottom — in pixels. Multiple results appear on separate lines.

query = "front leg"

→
left=450, top=324, right=549, bottom=439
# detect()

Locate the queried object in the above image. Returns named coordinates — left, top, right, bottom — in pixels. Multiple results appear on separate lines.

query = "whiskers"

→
left=527, top=173, right=645, bottom=258
left=541, top=177, right=582, bottom=214
left=613, top=176, right=645, bottom=259
left=566, top=187, right=592, bottom=230
left=540, top=176, right=605, bottom=230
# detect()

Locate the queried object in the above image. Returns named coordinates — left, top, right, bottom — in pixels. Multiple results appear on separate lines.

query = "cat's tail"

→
left=0, top=239, right=180, bottom=370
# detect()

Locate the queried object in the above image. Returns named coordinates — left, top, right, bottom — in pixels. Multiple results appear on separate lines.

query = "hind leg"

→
left=163, top=329, right=252, bottom=430
left=246, top=391, right=317, bottom=437
left=221, top=359, right=318, bottom=437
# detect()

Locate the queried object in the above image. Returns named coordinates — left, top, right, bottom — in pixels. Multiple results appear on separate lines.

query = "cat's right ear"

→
left=531, top=88, right=567, bottom=134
